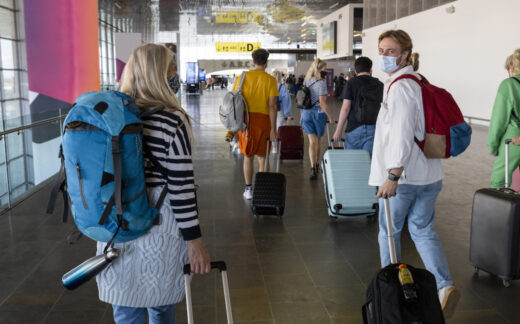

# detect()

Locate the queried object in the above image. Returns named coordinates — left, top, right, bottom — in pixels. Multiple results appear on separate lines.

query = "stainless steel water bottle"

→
left=62, top=249, right=119, bottom=290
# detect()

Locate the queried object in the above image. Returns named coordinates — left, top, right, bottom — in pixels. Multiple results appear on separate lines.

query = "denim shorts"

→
left=300, top=107, right=327, bottom=136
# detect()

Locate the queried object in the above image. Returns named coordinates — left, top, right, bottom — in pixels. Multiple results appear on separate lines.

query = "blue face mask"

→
left=378, top=55, right=399, bottom=74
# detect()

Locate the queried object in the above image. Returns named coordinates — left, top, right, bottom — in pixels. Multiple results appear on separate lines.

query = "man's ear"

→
left=400, top=51, right=410, bottom=65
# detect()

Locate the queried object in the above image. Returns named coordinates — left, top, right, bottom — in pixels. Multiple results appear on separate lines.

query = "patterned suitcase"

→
left=321, top=124, right=378, bottom=219
left=277, top=125, right=304, bottom=160
left=252, top=139, right=286, bottom=217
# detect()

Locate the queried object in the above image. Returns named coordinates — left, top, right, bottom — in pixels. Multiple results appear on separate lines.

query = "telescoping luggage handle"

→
left=325, top=121, right=345, bottom=150
left=265, top=138, right=282, bottom=173
left=505, top=139, right=513, bottom=188
left=183, top=261, right=233, bottom=324
left=383, top=198, right=398, bottom=264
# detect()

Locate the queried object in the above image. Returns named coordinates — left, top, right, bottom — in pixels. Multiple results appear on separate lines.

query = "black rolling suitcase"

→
left=362, top=198, right=445, bottom=324
left=470, top=139, right=520, bottom=287
left=252, top=139, right=286, bottom=217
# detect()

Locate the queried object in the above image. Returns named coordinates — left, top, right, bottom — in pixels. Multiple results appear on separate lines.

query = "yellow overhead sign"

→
left=215, top=11, right=263, bottom=24
left=215, top=42, right=261, bottom=53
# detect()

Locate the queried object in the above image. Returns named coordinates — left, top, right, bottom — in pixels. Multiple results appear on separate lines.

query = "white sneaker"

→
left=243, top=187, right=253, bottom=200
left=438, top=285, right=460, bottom=319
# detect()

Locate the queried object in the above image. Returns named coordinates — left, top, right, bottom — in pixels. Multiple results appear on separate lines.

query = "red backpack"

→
left=388, top=74, right=472, bottom=159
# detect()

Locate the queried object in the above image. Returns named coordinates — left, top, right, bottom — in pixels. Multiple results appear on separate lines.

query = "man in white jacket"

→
left=370, top=30, right=460, bottom=319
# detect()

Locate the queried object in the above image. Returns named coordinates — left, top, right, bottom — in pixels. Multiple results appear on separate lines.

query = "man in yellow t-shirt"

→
left=232, top=48, right=279, bottom=200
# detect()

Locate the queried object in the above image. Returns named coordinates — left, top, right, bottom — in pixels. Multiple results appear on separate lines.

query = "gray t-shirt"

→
left=304, top=77, right=327, bottom=108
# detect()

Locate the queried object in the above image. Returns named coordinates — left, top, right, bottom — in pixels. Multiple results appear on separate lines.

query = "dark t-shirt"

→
left=341, top=75, right=384, bottom=133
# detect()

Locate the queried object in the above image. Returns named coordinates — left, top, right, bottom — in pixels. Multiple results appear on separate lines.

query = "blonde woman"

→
left=96, top=44, right=211, bottom=324
left=487, top=49, right=520, bottom=187
left=370, top=30, right=459, bottom=319
left=301, top=59, right=335, bottom=179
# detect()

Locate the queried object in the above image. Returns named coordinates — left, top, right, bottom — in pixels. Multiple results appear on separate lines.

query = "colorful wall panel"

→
left=24, top=0, right=100, bottom=105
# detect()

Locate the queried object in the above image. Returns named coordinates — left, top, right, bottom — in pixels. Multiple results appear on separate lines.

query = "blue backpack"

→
left=47, top=91, right=166, bottom=249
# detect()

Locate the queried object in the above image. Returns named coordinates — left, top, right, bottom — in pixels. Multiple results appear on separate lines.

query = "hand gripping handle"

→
left=183, top=261, right=227, bottom=274
left=326, top=121, right=342, bottom=149
left=184, top=261, right=233, bottom=324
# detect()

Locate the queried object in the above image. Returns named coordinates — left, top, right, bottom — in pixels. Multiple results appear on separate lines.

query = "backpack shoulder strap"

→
left=308, top=80, right=318, bottom=88
left=46, top=144, right=69, bottom=223
left=237, top=71, right=247, bottom=92
left=386, top=74, right=423, bottom=96
left=512, top=76, right=520, bottom=86
left=386, top=74, right=424, bottom=146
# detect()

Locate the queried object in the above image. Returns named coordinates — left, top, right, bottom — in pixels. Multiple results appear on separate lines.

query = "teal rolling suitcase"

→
left=321, top=125, right=378, bottom=219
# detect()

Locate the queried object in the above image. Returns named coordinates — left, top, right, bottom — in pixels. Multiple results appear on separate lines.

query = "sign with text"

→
left=215, top=11, right=263, bottom=24
left=322, top=21, right=337, bottom=56
left=215, top=42, right=261, bottom=53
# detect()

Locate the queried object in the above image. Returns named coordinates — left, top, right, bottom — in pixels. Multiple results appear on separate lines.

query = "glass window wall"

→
left=0, top=0, right=34, bottom=212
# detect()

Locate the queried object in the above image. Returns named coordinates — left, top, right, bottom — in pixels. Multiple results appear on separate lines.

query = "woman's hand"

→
left=377, top=179, right=398, bottom=198
left=332, top=130, right=342, bottom=142
left=512, top=137, right=520, bottom=146
left=187, top=238, right=211, bottom=274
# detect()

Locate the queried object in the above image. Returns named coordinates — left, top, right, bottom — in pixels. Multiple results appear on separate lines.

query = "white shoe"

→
left=438, top=285, right=460, bottom=319
left=243, top=187, right=253, bottom=200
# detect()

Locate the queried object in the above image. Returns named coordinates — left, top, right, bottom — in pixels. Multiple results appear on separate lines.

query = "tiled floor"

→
left=0, top=89, right=517, bottom=323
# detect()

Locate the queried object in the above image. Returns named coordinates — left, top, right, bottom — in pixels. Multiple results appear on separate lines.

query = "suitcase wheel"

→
left=473, top=266, right=479, bottom=275
left=503, top=279, right=511, bottom=288
left=368, top=203, right=379, bottom=220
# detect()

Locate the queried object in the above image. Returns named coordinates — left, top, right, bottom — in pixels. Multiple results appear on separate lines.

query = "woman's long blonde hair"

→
left=119, top=43, right=186, bottom=115
left=305, top=58, right=327, bottom=80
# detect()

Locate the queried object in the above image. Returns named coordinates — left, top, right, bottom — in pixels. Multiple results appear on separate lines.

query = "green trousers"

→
left=491, top=127, right=520, bottom=188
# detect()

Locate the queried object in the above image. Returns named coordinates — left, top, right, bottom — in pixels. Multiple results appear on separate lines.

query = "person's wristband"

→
left=388, top=172, right=400, bottom=182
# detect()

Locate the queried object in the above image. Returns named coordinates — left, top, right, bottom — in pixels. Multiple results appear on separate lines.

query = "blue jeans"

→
left=377, top=180, right=453, bottom=290
left=112, top=304, right=175, bottom=324
left=344, top=125, right=375, bottom=157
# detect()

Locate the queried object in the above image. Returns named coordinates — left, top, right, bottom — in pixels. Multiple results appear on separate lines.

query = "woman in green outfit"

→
left=488, top=48, right=520, bottom=188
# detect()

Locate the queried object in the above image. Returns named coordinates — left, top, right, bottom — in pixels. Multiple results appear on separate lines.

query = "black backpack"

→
left=362, top=263, right=445, bottom=324
left=363, top=199, right=446, bottom=324
left=296, top=80, right=318, bottom=109
left=354, top=79, right=383, bottom=125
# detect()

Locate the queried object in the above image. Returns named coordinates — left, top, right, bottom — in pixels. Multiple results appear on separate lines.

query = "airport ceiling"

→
left=113, top=0, right=362, bottom=43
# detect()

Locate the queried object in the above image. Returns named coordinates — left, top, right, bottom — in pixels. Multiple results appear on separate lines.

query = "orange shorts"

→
left=238, top=112, right=271, bottom=158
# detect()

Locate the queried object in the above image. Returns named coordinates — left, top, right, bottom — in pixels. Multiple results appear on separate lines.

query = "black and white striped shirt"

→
left=141, top=109, right=201, bottom=240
